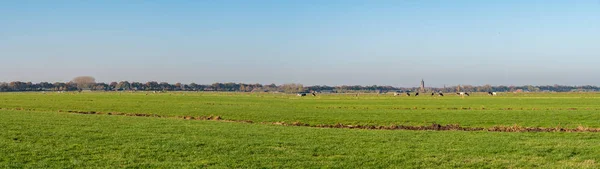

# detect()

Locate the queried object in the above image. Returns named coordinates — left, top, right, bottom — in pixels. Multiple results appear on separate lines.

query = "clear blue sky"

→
left=1, top=0, right=599, bottom=87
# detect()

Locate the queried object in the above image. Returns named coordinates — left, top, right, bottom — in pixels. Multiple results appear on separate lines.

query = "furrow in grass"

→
left=2, top=107, right=599, bottom=133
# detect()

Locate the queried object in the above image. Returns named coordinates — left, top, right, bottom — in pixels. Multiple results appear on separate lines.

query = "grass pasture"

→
left=2, top=92, right=600, bottom=168
left=2, top=92, right=600, bottom=128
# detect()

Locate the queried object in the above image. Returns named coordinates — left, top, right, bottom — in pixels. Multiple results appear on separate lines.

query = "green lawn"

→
left=2, top=110, right=600, bottom=168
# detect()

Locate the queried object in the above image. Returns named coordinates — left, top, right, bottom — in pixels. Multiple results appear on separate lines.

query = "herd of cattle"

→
left=393, top=91, right=497, bottom=97
left=297, top=92, right=498, bottom=97
left=296, top=93, right=317, bottom=97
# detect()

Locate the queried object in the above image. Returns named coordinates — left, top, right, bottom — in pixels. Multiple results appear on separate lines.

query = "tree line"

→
left=0, top=81, right=598, bottom=93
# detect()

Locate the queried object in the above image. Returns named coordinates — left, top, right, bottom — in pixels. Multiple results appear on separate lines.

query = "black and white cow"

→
left=457, top=92, right=469, bottom=96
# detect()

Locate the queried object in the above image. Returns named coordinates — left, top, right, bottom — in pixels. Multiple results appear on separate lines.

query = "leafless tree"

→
left=281, top=83, right=304, bottom=93
left=71, top=76, right=96, bottom=90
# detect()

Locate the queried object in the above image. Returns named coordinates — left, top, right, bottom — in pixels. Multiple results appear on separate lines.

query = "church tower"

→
left=420, top=79, right=425, bottom=92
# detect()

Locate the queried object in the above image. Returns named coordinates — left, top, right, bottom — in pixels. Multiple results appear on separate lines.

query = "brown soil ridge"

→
left=269, top=122, right=600, bottom=132
left=2, top=107, right=600, bottom=132
left=61, top=110, right=600, bottom=132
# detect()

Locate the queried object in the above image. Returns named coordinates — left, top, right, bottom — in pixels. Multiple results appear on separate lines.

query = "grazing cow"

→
left=438, top=93, right=444, bottom=96
left=406, top=92, right=411, bottom=96
left=491, top=92, right=497, bottom=96
left=393, top=92, right=400, bottom=96
left=415, top=92, right=419, bottom=96
left=312, top=92, right=316, bottom=96
left=457, top=92, right=470, bottom=96
left=297, top=93, right=306, bottom=97
left=431, top=92, right=435, bottom=96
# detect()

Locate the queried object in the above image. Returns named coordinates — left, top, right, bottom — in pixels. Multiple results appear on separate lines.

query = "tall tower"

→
left=420, top=79, right=425, bottom=92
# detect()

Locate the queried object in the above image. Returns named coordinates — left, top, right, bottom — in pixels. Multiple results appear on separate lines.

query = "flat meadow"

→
left=2, top=92, right=600, bottom=168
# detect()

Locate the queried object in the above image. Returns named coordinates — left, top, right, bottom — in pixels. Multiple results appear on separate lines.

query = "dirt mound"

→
left=32, top=108, right=600, bottom=133
left=487, top=125, right=600, bottom=132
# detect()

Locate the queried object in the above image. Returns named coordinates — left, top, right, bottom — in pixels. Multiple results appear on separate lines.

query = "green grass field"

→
left=2, top=92, right=600, bottom=168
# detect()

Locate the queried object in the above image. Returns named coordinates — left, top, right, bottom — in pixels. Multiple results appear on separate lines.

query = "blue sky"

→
left=1, top=0, right=599, bottom=87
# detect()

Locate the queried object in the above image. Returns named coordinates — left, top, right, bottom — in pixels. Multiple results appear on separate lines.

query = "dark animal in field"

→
left=406, top=92, right=411, bottom=96
left=312, top=93, right=316, bottom=96
left=457, top=92, right=469, bottom=96
left=488, top=92, right=497, bottom=96
left=431, top=93, right=435, bottom=96
left=438, top=93, right=444, bottom=96
left=297, top=93, right=306, bottom=97
left=415, top=92, right=419, bottom=96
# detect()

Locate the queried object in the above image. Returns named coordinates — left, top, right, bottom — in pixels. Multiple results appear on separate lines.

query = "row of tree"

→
left=0, top=76, right=596, bottom=93
left=307, top=84, right=600, bottom=93
left=0, top=81, right=598, bottom=93
left=0, top=81, right=269, bottom=92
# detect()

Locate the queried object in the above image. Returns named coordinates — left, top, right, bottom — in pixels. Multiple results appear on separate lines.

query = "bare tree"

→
left=280, top=83, right=304, bottom=93
left=71, top=76, right=96, bottom=90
